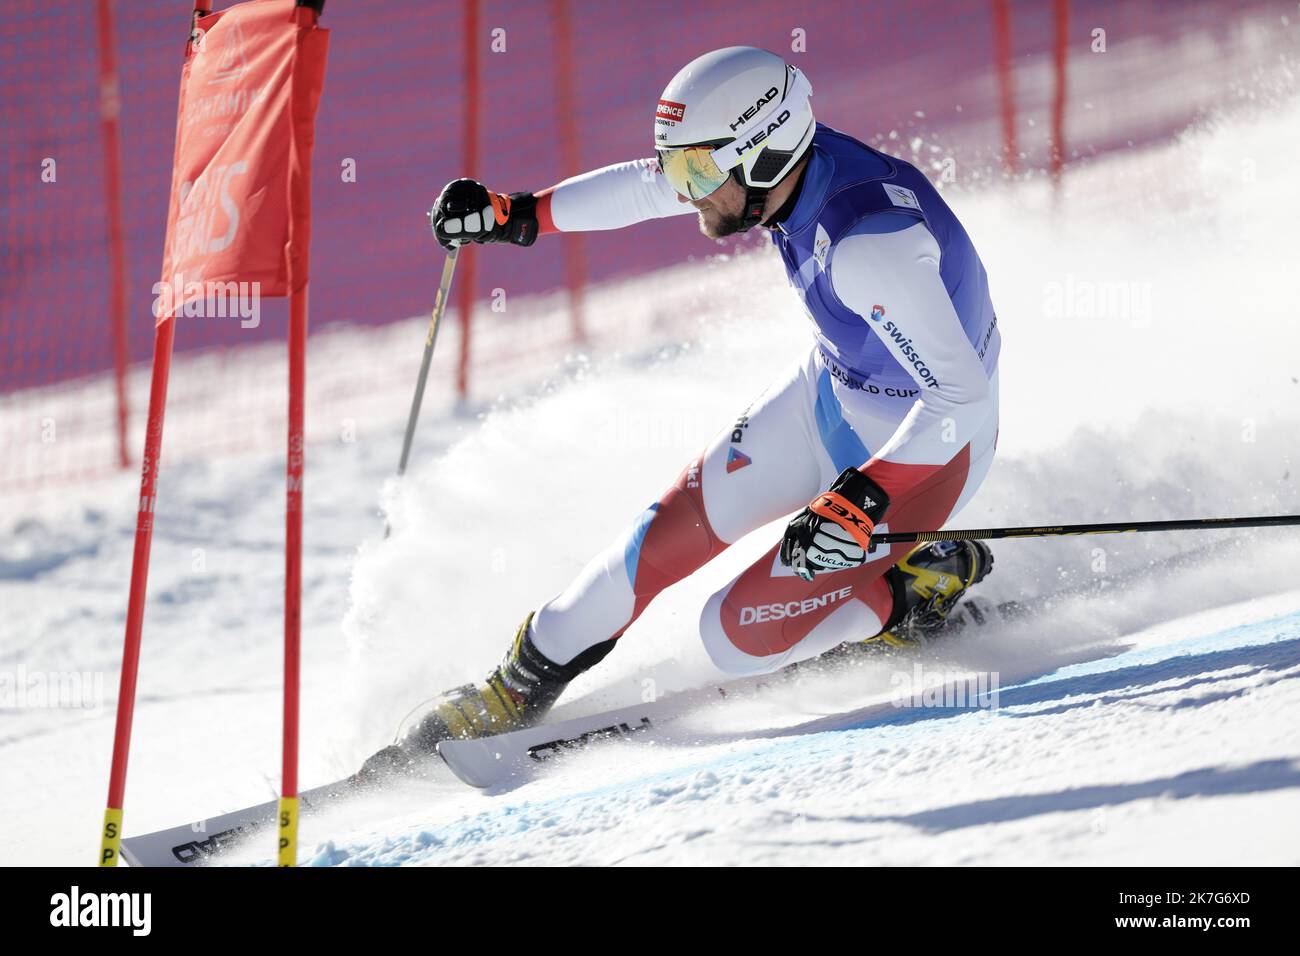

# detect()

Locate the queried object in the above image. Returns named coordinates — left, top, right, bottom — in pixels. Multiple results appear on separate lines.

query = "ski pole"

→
left=396, top=237, right=460, bottom=479
left=872, top=513, right=1300, bottom=547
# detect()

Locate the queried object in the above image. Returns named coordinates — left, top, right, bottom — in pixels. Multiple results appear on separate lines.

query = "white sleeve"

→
left=829, top=220, right=992, bottom=467
left=545, top=158, right=697, bottom=232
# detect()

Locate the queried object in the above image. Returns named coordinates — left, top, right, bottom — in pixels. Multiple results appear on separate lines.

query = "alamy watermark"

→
left=890, top=663, right=1000, bottom=710
left=152, top=271, right=261, bottom=328
left=0, top=665, right=104, bottom=713
left=1043, top=273, right=1152, bottom=326
left=50, top=886, right=151, bottom=936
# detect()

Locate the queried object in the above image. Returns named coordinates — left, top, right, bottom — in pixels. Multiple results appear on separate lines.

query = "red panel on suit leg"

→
left=630, top=457, right=727, bottom=619
left=717, top=446, right=972, bottom=658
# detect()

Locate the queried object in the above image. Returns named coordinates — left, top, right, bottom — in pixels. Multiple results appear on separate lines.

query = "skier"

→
left=374, top=46, right=1002, bottom=766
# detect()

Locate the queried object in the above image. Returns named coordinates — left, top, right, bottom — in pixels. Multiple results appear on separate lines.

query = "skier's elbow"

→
left=928, top=370, right=989, bottom=408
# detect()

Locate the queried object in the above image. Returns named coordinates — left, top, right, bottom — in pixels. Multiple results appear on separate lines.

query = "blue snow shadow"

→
left=817, top=758, right=1300, bottom=834
left=843, top=632, right=1300, bottom=734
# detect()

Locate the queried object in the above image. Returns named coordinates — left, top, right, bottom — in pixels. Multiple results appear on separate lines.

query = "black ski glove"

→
left=431, top=178, right=539, bottom=250
left=780, top=467, right=891, bottom=581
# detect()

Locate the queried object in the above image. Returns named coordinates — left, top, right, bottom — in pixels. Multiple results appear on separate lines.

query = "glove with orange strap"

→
left=780, top=467, right=891, bottom=581
left=431, top=177, right=540, bottom=250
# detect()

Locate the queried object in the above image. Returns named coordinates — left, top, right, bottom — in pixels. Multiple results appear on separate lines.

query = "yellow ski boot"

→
left=355, top=611, right=617, bottom=784
left=862, top=539, right=995, bottom=650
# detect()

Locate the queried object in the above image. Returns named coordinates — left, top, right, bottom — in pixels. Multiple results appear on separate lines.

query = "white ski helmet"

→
left=654, top=46, right=815, bottom=228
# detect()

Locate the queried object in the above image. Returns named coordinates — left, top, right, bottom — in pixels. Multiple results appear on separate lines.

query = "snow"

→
left=299, top=597, right=1300, bottom=866
left=3, top=87, right=1300, bottom=866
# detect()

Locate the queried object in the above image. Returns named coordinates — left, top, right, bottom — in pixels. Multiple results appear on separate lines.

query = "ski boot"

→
left=859, top=539, right=996, bottom=651
left=353, top=612, right=612, bottom=785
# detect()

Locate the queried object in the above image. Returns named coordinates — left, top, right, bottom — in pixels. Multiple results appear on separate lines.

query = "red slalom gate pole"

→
left=1050, top=0, right=1071, bottom=187
left=278, top=282, right=307, bottom=866
left=551, top=0, right=587, bottom=345
left=99, top=316, right=176, bottom=866
left=991, top=0, right=1019, bottom=176
left=454, top=0, right=480, bottom=401
left=96, top=0, right=130, bottom=469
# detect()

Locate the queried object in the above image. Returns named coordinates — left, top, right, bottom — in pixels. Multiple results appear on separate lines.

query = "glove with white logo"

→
left=431, top=178, right=539, bottom=250
left=780, top=467, right=891, bottom=581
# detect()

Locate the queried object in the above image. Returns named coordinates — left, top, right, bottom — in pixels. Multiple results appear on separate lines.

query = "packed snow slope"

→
left=3, top=89, right=1300, bottom=866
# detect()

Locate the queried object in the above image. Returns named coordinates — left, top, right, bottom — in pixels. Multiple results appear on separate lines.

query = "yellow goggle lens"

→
left=657, top=146, right=729, bottom=200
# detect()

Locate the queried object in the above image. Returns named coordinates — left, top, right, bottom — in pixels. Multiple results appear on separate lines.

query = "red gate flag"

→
left=100, top=0, right=328, bottom=869
left=159, top=0, right=328, bottom=315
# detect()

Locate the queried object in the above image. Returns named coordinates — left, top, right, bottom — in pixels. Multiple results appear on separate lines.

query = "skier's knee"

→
left=628, top=457, right=726, bottom=598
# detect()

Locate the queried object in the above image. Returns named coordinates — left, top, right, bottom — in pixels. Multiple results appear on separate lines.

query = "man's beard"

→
left=699, top=209, right=747, bottom=239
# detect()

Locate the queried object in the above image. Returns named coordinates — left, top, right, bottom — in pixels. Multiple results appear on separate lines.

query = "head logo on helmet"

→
left=653, top=46, right=816, bottom=230
left=729, top=87, right=780, bottom=132
left=731, top=109, right=792, bottom=160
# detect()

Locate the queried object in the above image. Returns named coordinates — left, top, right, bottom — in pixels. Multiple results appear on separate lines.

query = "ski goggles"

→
left=656, top=144, right=731, bottom=200
left=657, top=67, right=813, bottom=201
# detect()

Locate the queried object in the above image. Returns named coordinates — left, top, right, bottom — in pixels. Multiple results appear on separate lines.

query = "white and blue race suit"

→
left=519, top=122, right=1001, bottom=674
